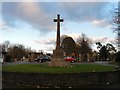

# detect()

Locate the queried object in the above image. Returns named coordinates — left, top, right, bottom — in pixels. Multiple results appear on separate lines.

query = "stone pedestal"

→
left=48, top=49, right=70, bottom=67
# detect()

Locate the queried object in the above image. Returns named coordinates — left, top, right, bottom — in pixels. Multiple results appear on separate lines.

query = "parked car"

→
left=64, top=56, right=76, bottom=63
left=35, top=55, right=51, bottom=62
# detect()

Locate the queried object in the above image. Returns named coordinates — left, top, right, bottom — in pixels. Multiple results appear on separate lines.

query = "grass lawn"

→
left=2, top=63, right=117, bottom=73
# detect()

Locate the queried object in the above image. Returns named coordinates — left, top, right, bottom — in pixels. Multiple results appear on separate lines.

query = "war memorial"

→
left=2, top=14, right=120, bottom=89
left=48, top=14, right=70, bottom=67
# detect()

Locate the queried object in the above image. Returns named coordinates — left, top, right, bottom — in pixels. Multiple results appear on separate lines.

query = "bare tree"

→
left=8, top=44, right=28, bottom=61
left=112, top=1, right=120, bottom=51
left=77, top=33, right=92, bottom=61
left=2, top=40, right=10, bottom=52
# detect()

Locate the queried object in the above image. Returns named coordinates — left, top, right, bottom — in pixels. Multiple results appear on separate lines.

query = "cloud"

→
left=59, top=2, right=112, bottom=22
left=2, top=0, right=118, bottom=2
left=34, top=33, right=80, bottom=44
left=34, top=38, right=55, bottom=44
left=35, top=33, right=116, bottom=45
left=66, top=33, right=80, bottom=41
left=2, top=2, right=114, bottom=33
left=17, top=2, right=55, bottom=32
left=91, top=19, right=110, bottom=28
left=2, top=2, right=56, bottom=33
left=0, top=19, right=16, bottom=31
left=45, top=46, right=55, bottom=51
left=0, top=20, right=5, bottom=30
left=34, top=32, right=116, bottom=52
left=91, top=36, right=116, bottom=44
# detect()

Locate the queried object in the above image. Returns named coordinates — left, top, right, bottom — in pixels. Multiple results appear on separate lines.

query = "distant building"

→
left=28, top=52, right=44, bottom=62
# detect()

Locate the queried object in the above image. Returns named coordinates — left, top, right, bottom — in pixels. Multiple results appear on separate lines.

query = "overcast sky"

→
left=1, top=0, right=119, bottom=53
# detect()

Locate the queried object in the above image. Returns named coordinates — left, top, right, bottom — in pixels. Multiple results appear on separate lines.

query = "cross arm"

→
left=54, top=19, right=64, bottom=22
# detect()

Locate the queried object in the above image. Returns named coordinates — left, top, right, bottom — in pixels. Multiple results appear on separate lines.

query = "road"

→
left=1, top=60, right=118, bottom=68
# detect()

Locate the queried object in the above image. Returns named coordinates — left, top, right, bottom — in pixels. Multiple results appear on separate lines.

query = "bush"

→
left=4, top=54, right=13, bottom=62
left=115, top=51, right=120, bottom=63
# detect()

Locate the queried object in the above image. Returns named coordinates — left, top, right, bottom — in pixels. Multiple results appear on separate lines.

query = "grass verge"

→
left=2, top=63, right=116, bottom=73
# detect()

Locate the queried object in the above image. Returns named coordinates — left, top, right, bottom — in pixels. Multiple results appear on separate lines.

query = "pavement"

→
left=1, top=60, right=118, bottom=67
left=2, top=60, right=44, bottom=66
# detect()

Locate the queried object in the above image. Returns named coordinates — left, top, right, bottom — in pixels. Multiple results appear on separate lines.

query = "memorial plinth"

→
left=48, top=14, right=70, bottom=67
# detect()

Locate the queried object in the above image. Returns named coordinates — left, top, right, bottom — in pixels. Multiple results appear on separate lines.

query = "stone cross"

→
left=54, top=14, right=63, bottom=50
left=48, top=14, right=69, bottom=66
